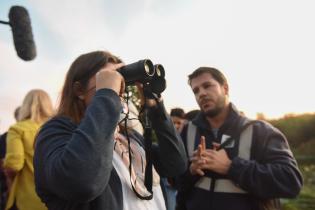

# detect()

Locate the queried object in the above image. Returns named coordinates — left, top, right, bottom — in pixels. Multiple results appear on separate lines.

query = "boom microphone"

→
left=0, top=6, right=36, bottom=61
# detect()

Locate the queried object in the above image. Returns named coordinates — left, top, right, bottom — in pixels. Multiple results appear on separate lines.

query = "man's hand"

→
left=201, top=148, right=232, bottom=175
left=189, top=136, right=206, bottom=176
left=189, top=137, right=232, bottom=176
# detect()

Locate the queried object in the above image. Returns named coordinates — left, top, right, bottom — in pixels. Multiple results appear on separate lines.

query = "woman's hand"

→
left=96, top=63, right=125, bottom=96
left=136, top=83, right=161, bottom=107
left=4, top=167, right=17, bottom=191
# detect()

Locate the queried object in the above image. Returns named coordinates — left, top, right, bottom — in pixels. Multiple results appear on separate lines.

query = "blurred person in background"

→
left=4, top=89, right=54, bottom=210
left=170, top=108, right=186, bottom=133
left=0, top=107, right=20, bottom=210
left=161, top=107, right=187, bottom=210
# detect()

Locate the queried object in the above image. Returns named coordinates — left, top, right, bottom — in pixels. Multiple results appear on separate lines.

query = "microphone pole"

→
left=0, top=20, right=10, bottom=25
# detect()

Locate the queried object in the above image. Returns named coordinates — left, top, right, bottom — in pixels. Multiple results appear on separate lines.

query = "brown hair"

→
left=170, top=108, right=185, bottom=119
left=56, top=51, right=121, bottom=123
left=188, top=67, right=228, bottom=86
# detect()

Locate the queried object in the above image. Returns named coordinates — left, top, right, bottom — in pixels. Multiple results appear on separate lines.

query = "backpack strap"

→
left=186, top=121, right=197, bottom=159
left=238, top=120, right=254, bottom=160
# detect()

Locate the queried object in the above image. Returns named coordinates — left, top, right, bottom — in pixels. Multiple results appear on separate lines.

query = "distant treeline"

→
left=266, top=113, right=315, bottom=155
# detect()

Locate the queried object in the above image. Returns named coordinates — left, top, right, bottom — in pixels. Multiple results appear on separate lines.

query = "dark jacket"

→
left=0, top=132, right=7, bottom=159
left=176, top=103, right=303, bottom=210
left=34, top=89, right=187, bottom=210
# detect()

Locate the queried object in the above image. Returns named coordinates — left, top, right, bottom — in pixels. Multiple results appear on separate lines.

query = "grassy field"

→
left=282, top=157, right=315, bottom=210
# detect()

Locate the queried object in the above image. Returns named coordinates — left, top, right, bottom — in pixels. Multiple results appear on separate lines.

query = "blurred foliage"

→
left=268, top=113, right=315, bottom=150
left=282, top=162, right=315, bottom=210
left=124, top=85, right=141, bottom=110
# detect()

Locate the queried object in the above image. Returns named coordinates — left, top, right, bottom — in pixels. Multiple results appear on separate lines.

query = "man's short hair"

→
left=188, top=67, right=228, bottom=86
left=170, top=108, right=185, bottom=119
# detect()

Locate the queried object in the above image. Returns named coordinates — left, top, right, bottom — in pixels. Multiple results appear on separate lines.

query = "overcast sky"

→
left=1, top=0, right=315, bottom=133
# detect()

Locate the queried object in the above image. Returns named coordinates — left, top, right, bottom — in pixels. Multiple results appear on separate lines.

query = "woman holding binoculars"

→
left=33, top=50, right=187, bottom=210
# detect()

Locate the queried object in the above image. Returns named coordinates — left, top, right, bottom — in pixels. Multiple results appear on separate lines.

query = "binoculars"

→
left=118, top=59, right=166, bottom=95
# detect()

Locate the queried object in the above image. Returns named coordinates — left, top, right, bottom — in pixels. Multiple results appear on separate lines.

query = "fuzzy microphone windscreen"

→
left=9, top=6, right=36, bottom=61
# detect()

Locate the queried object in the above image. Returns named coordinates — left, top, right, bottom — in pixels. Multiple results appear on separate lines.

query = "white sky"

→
left=1, top=0, right=315, bottom=133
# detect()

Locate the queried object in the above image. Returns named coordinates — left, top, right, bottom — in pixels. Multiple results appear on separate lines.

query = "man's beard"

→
left=202, top=95, right=226, bottom=118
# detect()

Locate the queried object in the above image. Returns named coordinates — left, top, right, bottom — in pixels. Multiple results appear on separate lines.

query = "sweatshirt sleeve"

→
left=34, top=89, right=122, bottom=202
left=4, top=124, right=25, bottom=171
left=227, top=122, right=303, bottom=199
left=149, top=102, right=187, bottom=177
